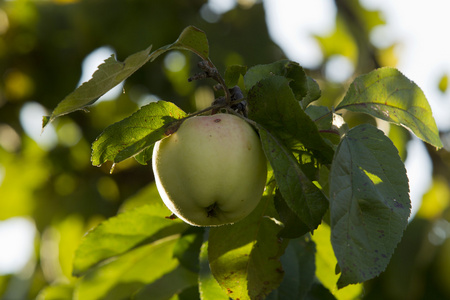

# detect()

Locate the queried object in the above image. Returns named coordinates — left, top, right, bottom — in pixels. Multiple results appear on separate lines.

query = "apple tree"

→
left=39, top=26, right=442, bottom=300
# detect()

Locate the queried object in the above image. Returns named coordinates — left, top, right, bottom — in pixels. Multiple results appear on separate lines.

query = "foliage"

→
left=1, top=1, right=449, bottom=300
left=37, top=26, right=441, bottom=299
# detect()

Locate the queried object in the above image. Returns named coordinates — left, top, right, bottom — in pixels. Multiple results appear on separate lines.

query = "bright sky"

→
left=2, top=0, right=449, bottom=275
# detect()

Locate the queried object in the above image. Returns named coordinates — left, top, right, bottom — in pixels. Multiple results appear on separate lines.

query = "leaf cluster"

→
left=40, top=26, right=442, bottom=300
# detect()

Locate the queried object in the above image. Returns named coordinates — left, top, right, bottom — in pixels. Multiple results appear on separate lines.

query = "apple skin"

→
left=152, top=113, right=267, bottom=226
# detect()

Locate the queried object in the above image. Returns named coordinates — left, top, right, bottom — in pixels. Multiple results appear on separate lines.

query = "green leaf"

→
left=133, top=265, right=198, bottom=300
left=208, top=191, right=287, bottom=300
left=91, top=100, right=186, bottom=167
left=74, top=235, right=180, bottom=300
left=43, top=46, right=153, bottom=128
left=173, top=227, right=204, bottom=273
left=247, top=75, right=334, bottom=163
left=256, top=125, right=328, bottom=232
left=267, top=236, right=316, bottom=299
left=198, top=231, right=230, bottom=300
left=73, top=200, right=188, bottom=276
left=224, top=64, right=248, bottom=87
left=305, top=105, right=348, bottom=145
left=301, top=76, right=322, bottom=108
left=274, top=189, right=310, bottom=238
left=36, top=284, right=73, bottom=300
left=244, top=60, right=307, bottom=100
left=311, top=223, right=363, bottom=299
left=438, top=73, right=448, bottom=93
left=336, top=67, right=442, bottom=148
left=329, top=124, right=410, bottom=287
left=149, top=25, right=209, bottom=62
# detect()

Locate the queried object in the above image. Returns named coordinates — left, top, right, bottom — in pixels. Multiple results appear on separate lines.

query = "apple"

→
left=152, top=113, right=267, bottom=226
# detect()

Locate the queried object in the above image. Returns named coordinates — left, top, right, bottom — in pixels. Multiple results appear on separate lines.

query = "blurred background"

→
left=0, top=0, right=450, bottom=299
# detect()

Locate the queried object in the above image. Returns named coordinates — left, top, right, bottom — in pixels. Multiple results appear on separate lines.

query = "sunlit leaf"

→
left=198, top=232, right=229, bottom=300
left=336, top=67, right=443, bottom=148
left=247, top=75, right=334, bottom=163
left=329, top=124, right=410, bottom=287
left=73, top=201, right=188, bottom=276
left=43, top=46, right=152, bottom=128
left=74, top=235, right=180, bottom=300
left=149, top=25, right=209, bottom=62
left=438, top=73, right=448, bottom=93
left=91, top=100, right=186, bottom=167
left=257, top=125, right=328, bottom=232
left=311, top=223, right=363, bottom=299
left=36, top=283, right=73, bottom=300
left=208, top=191, right=287, bottom=300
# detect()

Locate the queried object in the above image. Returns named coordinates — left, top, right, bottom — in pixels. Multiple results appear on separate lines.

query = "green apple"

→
left=152, top=113, right=267, bottom=226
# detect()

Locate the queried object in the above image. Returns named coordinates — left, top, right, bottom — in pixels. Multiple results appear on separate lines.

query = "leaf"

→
left=256, top=124, right=328, bottom=231
left=311, top=223, right=363, bottom=299
left=173, top=227, right=204, bottom=273
left=247, top=75, right=334, bottom=163
left=274, top=189, right=310, bottom=238
left=329, top=124, right=411, bottom=287
left=133, top=265, right=198, bottom=300
left=224, top=64, right=248, bottom=87
left=73, top=201, right=188, bottom=276
left=208, top=191, right=287, bottom=300
left=36, top=284, right=73, bottom=300
left=198, top=231, right=230, bottom=300
left=43, top=26, right=208, bottom=130
left=74, top=235, right=181, bottom=300
left=336, top=67, right=442, bottom=148
left=244, top=60, right=307, bottom=101
left=301, top=76, right=322, bottom=108
left=91, top=100, right=186, bottom=167
left=149, top=25, right=209, bottom=62
left=43, top=46, right=153, bottom=128
left=267, top=236, right=316, bottom=299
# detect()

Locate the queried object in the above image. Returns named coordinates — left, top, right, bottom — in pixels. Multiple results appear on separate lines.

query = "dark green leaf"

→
left=305, top=283, right=337, bottom=300
left=274, top=189, right=310, bottom=238
left=267, top=236, right=316, bottom=299
left=329, top=124, right=410, bottom=287
left=134, top=265, right=198, bottom=300
left=91, top=100, right=186, bottom=167
left=73, top=198, right=188, bottom=276
left=305, top=105, right=347, bottom=145
left=208, top=191, right=287, bottom=300
left=257, top=125, right=328, bottom=231
left=247, top=75, right=334, bottom=163
left=173, top=227, right=204, bottom=273
left=75, top=235, right=181, bottom=300
left=301, top=76, right=322, bottom=108
left=43, top=46, right=153, bottom=128
left=244, top=60, right=308, bottom=101
left=134, top=144, right=154, bottom=165
left=336, top=67, right=442, bottom=148
left=149, top=25, right=209, bottom=62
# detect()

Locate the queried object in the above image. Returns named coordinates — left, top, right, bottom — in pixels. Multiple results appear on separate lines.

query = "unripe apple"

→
left=152, top=113, right=267, bottom=226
